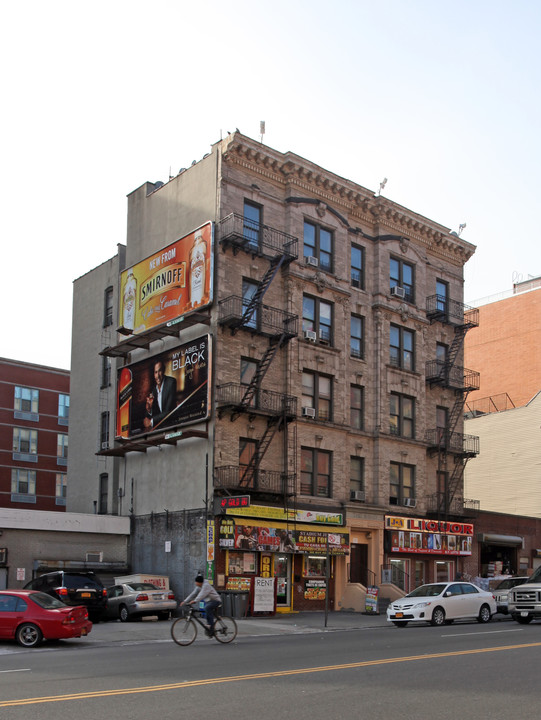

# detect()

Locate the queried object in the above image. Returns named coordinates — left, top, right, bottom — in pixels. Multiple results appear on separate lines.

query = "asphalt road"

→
left=1, top=617, right=540, bottom=719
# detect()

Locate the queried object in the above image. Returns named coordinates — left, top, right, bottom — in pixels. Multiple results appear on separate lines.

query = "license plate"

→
left=81, top=628, right=87, bottom=635
left=395, top=612, right=404, bottom=618
left=81, top=592, right=91, bottom=598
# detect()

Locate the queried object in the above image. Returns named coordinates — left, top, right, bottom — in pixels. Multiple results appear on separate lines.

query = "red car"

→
left=0, top=590, right=92, bottom=648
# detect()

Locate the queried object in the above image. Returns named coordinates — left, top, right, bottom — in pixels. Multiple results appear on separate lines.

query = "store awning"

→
left=477, top=533, right=523, bottom=546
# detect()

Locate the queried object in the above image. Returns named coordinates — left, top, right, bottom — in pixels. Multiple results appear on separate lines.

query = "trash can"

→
left=231, top=591, right=250, bottom=618
left=220, top=591, right=233, bottom=617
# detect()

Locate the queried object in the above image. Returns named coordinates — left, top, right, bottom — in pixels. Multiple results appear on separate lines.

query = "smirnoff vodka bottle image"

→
left=122, top=269, right=137, bottom=331
left=189, top=229, right=206, bottom=307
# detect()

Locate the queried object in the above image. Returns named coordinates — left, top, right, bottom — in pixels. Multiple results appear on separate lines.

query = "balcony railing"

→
left=218, top=296, right=298, bottom=338
left=426, top=493, right=481, bottom=518
left=425, top=360, right=480, bottom=391
left=214, top=465, right=296, bottom=496
left=216, top=383, right=297, bottom=418
left=426, top=295, right=479, bottom=328
left=425, top=429, right=480, bottom=456
left=218, top=213, right=298, bottom=262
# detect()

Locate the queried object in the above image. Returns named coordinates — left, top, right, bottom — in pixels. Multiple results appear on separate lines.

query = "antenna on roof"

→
left=458, top=223, right=467, bottom=237
left=377, top=177, right=387, bottom=196
left=260, top=121, right=266, bottom=143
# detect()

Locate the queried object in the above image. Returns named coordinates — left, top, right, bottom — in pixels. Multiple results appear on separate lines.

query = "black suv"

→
left=24, top=571, right=107, bottom=621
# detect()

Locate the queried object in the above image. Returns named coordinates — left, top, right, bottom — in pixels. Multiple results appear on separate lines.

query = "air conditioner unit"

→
left=85, top=551, right=103, bottom=563
left=302, top=407, right=316, bottom=418
left=350, top=490, right=365, bottom=502
left=303, top=330, right=317, bottom=342
left=305, top=255, right=319, bottom=267
left=391, top=286, right=406, bottom=298
left=404, top=498, right=417, bottom=508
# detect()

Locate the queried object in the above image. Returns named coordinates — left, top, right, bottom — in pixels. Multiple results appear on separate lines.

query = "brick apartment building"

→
left=68, top=131, right=479, bottom=611
left=0, top=357, right=70, bottom=512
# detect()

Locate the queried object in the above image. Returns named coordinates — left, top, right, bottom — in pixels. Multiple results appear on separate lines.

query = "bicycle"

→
left=171, top=605, right=237, bottom=645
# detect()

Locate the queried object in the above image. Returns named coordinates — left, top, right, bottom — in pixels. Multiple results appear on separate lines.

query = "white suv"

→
left=508, top=567, right=541, bottom=624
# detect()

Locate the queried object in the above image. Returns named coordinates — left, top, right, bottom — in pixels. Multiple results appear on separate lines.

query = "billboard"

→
left=119, top=222, right=213, bottom=335
left=116, top=334, right=211, bottom=439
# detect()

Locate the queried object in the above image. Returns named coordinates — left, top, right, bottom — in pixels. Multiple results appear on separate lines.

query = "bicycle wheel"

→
left=171, top=617, right=197, bottom=646
left=213, top=615, right=237, bottom=644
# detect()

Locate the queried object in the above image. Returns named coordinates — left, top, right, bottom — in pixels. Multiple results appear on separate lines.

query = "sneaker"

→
left=205, top=627, right=214, bottom=637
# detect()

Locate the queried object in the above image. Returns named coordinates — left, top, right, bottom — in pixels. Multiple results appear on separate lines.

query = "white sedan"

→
left=387, top=581, right=497, bottom=627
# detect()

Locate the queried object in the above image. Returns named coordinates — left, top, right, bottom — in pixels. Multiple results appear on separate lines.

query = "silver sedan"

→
left=105, top=583, right=177, bottom=622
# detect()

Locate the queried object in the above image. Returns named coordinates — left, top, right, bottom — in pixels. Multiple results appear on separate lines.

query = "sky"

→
left=1, top=0, right=540, bottom=369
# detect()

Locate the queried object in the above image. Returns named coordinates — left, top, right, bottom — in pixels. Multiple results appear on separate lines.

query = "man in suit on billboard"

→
left=143, top=359, right=177, bottom=430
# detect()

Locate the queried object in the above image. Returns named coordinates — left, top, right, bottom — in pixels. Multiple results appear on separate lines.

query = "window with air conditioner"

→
left=302, top=406, right=316, bottom=418
left=303, top=330, right=317, bottom=342
left=302, top=371, right=332, bottom=421
left=305, top=255, right=319, bottom=267
left=390, top=257, right=414, bottom=303
left=390, top=286, right=405, bottom=298
left=303, top=295, right=333, bottom=347
left=390, top=461, right=415, bottom=507
left=351, top=490, right=365, bottom=502
left=304, top=220, right=333, bottom=272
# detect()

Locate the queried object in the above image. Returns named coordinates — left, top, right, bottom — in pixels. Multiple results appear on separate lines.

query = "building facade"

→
left=69, top=132, right=478, bottom=610
left=0, top=357, right=70, bottom=512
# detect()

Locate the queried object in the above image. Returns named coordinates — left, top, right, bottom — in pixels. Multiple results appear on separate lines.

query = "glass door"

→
left=274, top=554, right=291, bottom=607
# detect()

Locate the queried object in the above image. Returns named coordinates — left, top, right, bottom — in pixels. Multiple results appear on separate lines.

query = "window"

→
left=390, top=462, right=415, bottom=505
left=101, top=355, right=111, bottom=388
left=240, top=358, right=258, bottom=407
left=350, top=385, right=364, bottom=430
left=99, top=473, right=108, bottom=514
left=12, top=427, right=38, bottom=456
left=303, top=295, right=333, bottom=345
left=58, top=394, right=70, bottom=422
left=302, top=372, right=332, bottom=421
left=390, top=324, right=414, bottom=370
left=242, top=278, right=259, bottom=330
left=239, top=437, right=258, bottom=487
left=390, top=257, right=414, bottom=302
left=390, top=393, right=414, bottom=438
left=350, top=456, right=365, bottom=499
left=436, top=342, right=448, bottom=364
left=11, top=468, right=36, bottom=495
left=350, top=315, right=364, bottom=359
left=351, top=244, right=364, bottom=289
left=103, top=286, right=114, bottom=327
left=57, top=433, right=68, bottom=463
left=304, top=220, right=332, bottom=272
left=100, top=412, right=109, bottom=450
left=436, top=279, right=448, bottom=314
left=14, top=386, right=39, bottom=415
left=56, top=473, right=67, bottom=501
left=304, top=556, right=327, bottom=577
left=436, top=406, right=448, bottom=444
left=243, top=201, right=261, bottom=250
left=301, top=447, right=331, bottom=497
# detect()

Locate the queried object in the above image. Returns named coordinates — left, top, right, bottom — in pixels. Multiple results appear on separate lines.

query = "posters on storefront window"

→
left=218, top=519, right=349, bottom=555
left=305, top=580, right=326, bottom=600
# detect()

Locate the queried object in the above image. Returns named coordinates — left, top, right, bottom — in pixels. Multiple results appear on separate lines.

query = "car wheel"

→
left=392, top=621, right=408, bottom=627
left=16, top=623, right=43, bottom=648
left=430, top=607, right=446, bottom=626
left=516, top=615, right=533, bottom=624
left=119, top=605, right=130, bottom=622
left=477, top=604, right=492, bottom=623
left=158, top=612, right=170, bottom=621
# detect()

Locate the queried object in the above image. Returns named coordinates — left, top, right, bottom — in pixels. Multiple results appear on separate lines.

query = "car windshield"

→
left=406, top=584, right=446, bottom=598
left=29, top=592, right=68, bottom=609
left=127, top=583, right=158, bottom=591
left=496, top=578, right=527, bottom=590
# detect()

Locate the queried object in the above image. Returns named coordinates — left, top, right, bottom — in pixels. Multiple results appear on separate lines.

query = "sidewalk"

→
left=86, top=610, right=388, bottom=645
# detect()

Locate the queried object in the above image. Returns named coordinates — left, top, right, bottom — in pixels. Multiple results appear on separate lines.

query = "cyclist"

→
left=180, top=574, right=221, bottom=636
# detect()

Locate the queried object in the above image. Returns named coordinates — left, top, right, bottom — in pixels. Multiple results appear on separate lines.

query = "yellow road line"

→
left=2, top=641, right=541, bottom=708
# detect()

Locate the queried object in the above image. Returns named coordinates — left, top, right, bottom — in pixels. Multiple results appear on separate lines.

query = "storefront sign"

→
left=224, top=504, right=343, bottom=526
left=385, top=515, right=473, bottom=535
left=304, top=579, right=326, bottom=600
left=219, top=519, right=349, bottom=555
left=386, top=515, right=473, bottom=556
left=226, top=577, right=251, bottom=591
left=253, top=577, right=275, bottom=612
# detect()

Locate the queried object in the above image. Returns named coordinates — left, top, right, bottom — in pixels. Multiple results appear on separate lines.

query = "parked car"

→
left=508, top=565, right=541, bottom=624
left=105, top=582, right=177, bottom=622
left=492, top=576, right=529, bottom=614
left=24, top=571, right=107, bottom=622
left=0, top=590, right=92, bottom=648
left=387, top=581, right=497, bottom=627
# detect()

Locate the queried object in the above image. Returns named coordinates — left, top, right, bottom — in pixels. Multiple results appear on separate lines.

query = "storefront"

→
left=384, top=515, right=473, bottom=593
left=476, top=533, right=524, bottom=576
left=215, top=504, right=349, bottom=613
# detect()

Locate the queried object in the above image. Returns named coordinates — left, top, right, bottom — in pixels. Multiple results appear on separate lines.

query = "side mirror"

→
left=443, top=591, right=451, bottom=597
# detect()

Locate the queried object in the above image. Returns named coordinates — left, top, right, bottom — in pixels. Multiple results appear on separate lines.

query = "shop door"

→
left=274, top=554, right=291, bottom=607
left=435, top=560, right=454, bottom=583
left=350, top=544, right=368, bottom=586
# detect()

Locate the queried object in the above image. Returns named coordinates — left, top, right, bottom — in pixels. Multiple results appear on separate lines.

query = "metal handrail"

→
left=216, top=383, right=297, bottom=416
left=218, top=213, right=298, bottom=261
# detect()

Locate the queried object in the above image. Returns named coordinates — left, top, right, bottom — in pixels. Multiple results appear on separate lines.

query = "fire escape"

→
left=214, top=213, right=298, bottom=504
left=425, top=295, right=481, bottom=519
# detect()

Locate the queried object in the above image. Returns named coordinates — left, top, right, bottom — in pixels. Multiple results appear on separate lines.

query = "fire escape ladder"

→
left=240, top=255, right=286, bottom=329
left=239, top=334, right=289, bottom=411
left=239, top=415, right=286, bottom=487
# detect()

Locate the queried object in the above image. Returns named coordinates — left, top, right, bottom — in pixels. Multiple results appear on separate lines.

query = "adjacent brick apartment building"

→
left=0, top=357, right=70, bottom=511
left=68, top=131, right=478, bottom=610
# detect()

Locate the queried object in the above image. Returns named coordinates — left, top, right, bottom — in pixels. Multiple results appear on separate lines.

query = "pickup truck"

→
left=507, top=566, right=541, bottom=624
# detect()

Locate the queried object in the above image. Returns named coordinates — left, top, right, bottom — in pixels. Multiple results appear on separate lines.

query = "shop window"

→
left=304, top=556, right=327, bottom=577
left=228, top=552, right=256, bottom=575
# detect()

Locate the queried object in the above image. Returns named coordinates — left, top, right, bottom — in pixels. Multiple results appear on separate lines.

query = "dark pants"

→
left=205, top=600, right=221, bottom=629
